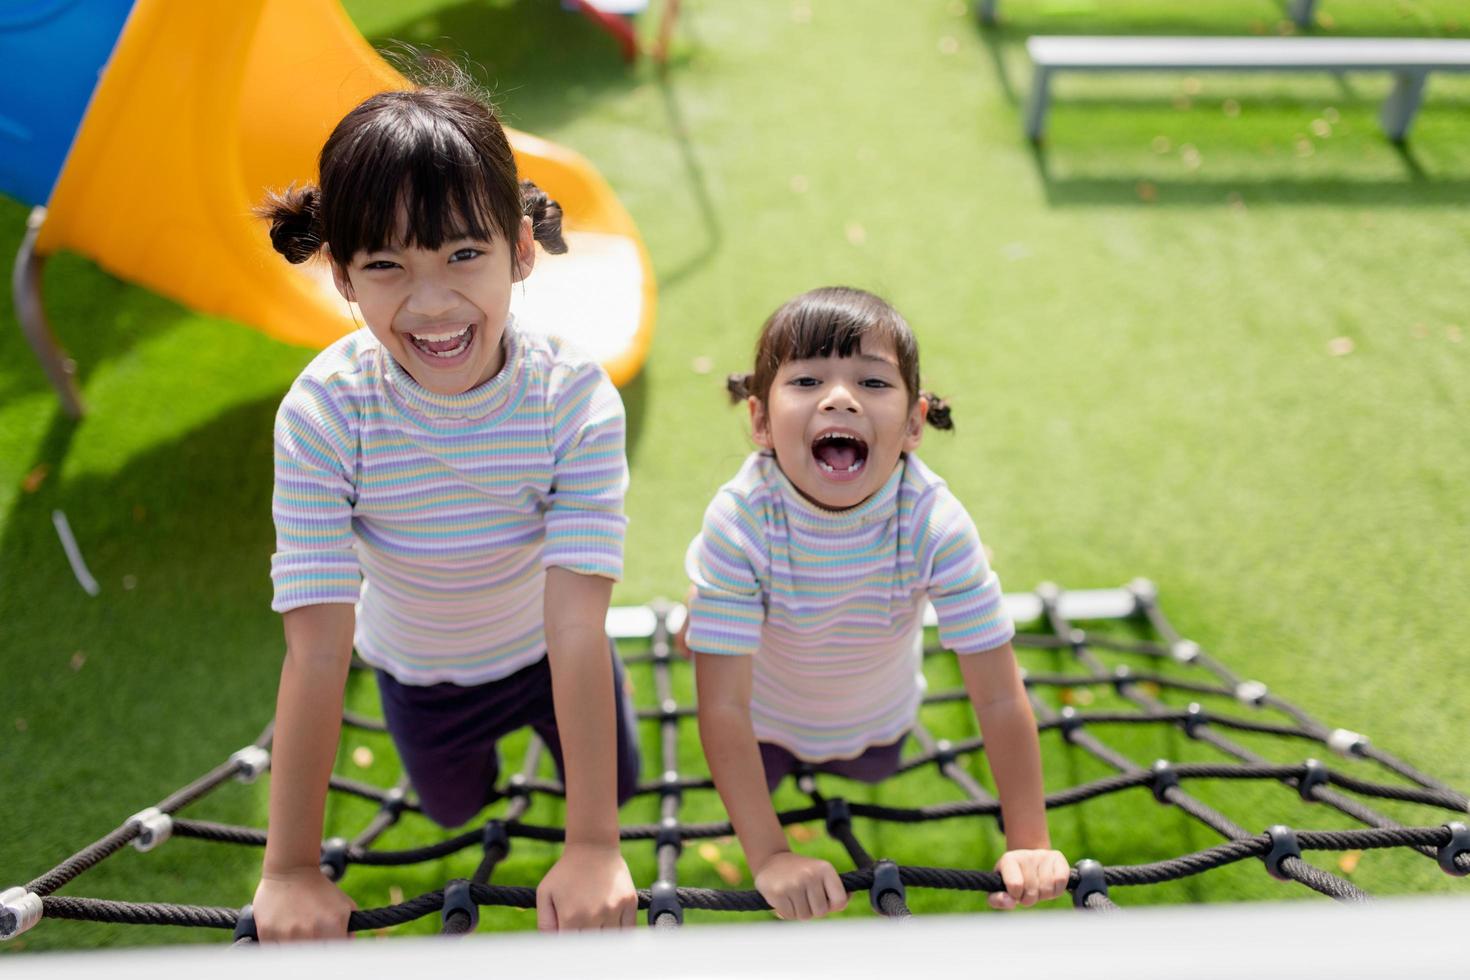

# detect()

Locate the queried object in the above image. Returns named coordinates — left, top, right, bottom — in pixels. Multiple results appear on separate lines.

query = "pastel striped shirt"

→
left=685, top=452, right=1014, bottom=761
left=270, top=320, right=627, bottom=685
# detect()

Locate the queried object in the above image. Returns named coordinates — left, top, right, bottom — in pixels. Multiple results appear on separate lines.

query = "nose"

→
left=819, top=381, right=860, bottom=414
left=404, top=275, right=457, bottom=318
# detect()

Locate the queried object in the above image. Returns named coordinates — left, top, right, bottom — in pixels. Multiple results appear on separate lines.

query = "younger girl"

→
left=685, top=286, right=1068, bottom=920
left=254, top=80, right=639, bottom=938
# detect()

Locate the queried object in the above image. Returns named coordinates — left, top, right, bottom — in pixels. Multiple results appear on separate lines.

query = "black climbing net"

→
left=4, top=581, right=1468, bottom=944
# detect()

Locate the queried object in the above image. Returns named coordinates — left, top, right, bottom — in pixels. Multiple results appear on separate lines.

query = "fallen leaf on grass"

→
left=1338, top=850, right=1362, bottom=874
left=714, top=860, right=743, bottom=885
left=698, top=843, right=721, bottom=863
left=789, top=824, right=816, bottom=843
left=352, top=746, right=374, bottom=768
left=22, top=464, right=49, bottom=493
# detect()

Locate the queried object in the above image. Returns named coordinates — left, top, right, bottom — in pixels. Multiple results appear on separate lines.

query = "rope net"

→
left=4, top=581, right=1467, bottom=943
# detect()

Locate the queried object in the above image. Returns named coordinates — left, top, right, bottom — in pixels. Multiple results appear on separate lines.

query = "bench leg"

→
left=1380, top=70, right=1428, bottom=142
left=13, top=207, right=85, bottom=419
left=1024, top=67, right=1052, bottom=142
left=977, top=0, right=999, bottom=26
left=1288, top=0, right=1317, bottom=29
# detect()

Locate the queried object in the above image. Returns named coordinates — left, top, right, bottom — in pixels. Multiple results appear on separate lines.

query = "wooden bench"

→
left=1024, top=36, right=1470, bottom=142
left=980, top=0, right=1321, bottom=30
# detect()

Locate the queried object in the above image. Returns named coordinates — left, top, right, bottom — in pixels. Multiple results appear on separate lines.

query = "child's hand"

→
left=537, top=843, right=638, bottom=930
left=989, top=848, right=1070, bottom=910
left=253, top=867, right=357, bottom=941
left=754, top=852, right=849, bottom=920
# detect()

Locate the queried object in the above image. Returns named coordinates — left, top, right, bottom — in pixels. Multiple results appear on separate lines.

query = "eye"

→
left=861, top=378, right=894, bottom=388
left=361, top=259, right=399, bottom=272
left=450, top=247, right=484, bottom=263
left=788, top=375, right=820, bottom=388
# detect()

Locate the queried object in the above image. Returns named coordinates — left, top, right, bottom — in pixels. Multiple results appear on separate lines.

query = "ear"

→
left=328, top=248, right=355, bottom=302
left=513, top=215, right=536, bottom=283
left=903, top=394, right=927, bottom=452
left=748, top=395, right=773, bottom=449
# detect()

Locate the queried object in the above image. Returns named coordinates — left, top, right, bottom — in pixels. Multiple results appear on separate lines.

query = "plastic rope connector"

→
left=1150, top=760, right=1179, bottom=803
left=128, top=806, right=173, bottom=852
left=825, top=798, right=853, bottom=835
left=230, top=746, right=270, bottom=783
left=232, top=904, right=258, bottom=944
left=1437, top=822, right=1470, bottom=877
left=1111, top=665, right=1134, bottom=691
left=1263, top=825, right=1301, bottom=881
left=441, top=879, right=479, bottom=935
left=932, top=738, right=958, bottom=768
left=319, top=837, right=349, bottom=882
left=1071, top=859, right=1108, bottom=909
left=1170, top=639, right=1200, bottom=664
left=380, top=786, right=407, bottom=817
left=868, top=859, right=906, bottom=916
left=1327, top=729, right=1369, bottom=757
left=1183, top=702, right=1207, bottom=735
left=1058, top=707, right=1084, bottom=740
left=1234, top=680, right=1268, bottom=706
left=655, top=816, right=682, bottom=854
left=648, top=879, right=683, bottom=926
left=505, top=772, right=530, bottom=802
left=0, top=887, right=42, bottom=941
left=660, top=698, right=680, bottom=721
left=1297, top=759, right=1329, bottom=802
left=481, top=819, right=509, bottom=857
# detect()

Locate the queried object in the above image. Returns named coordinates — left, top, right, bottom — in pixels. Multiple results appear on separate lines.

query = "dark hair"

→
left=726, top=286, right=954, bottom=431
left=258, top=80, right=565, bottom=274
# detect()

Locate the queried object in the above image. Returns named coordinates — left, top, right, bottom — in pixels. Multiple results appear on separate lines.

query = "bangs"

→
left=754, top=287, right=921, bottom=400
left=318, top=91, right=521, bottom=261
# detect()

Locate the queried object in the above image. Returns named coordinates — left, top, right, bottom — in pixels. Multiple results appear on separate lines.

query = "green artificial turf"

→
left=3, top=0, right=1468, bottom=952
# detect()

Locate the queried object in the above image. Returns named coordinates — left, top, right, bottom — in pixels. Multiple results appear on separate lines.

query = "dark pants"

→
left=758, top=735, right=907, bottom=793
left=376, top=642, right=641, bottom=828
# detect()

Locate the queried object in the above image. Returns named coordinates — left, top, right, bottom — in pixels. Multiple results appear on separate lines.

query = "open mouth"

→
left=811, top=431, right=869, bottom=477
left=406, top=323, right=476, bottom=362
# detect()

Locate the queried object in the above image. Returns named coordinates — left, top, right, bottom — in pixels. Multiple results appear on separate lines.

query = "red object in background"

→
left=567, top=0, right=680, bottom=64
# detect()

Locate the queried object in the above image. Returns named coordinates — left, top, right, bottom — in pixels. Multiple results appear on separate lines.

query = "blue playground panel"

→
left=0, top=0, right=133, bottom=206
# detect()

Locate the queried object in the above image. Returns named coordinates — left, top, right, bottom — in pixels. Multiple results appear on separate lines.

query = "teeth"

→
left=816, top=458, right=865, bottom=474
left=410, top=326, right=471, bottom=343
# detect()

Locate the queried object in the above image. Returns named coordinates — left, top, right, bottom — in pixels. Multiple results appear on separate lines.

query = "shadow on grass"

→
left=1022, top=109, right=1470, bottom=206
left=652, top=65, right=722, bottom=291
left=0, top=397, right=285, bottom=949
left=367, top=0, right=643, bottom=133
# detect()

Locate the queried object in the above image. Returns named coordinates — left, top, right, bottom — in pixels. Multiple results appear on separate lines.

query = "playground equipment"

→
left=4, top=0, right=657, bottom=418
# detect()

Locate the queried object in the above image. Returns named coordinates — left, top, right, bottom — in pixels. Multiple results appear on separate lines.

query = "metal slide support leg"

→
left=13, top=207, right=85, bottom=418
left=1380, top=70, right=1428, bottom=142
left=1289, top=0, right=1317, bottom=29
left=1024, top=67, right=1052, bottom=142
left=978, top=0, right=999, bottom=26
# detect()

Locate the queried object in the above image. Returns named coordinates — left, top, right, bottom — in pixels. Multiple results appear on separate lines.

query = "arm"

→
left=534, top=567, right=636, bottom=931
left=695, top=652, right=847, bottom=920
left=252, top=603, right=358, bottom=940
left=958, top=641, right=1069, bottom=909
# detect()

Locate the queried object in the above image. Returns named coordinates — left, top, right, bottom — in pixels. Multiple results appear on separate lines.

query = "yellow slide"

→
left=31, top=0, right=655, bottom=401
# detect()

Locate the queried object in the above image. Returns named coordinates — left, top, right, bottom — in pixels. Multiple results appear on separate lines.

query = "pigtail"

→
left=520, top=179, right=568, bottom=254
left=921, top=390, right=954, bottom=432
left=257, top=184, right=324, bottom=264
left=726, top=372, right=754, bottom=404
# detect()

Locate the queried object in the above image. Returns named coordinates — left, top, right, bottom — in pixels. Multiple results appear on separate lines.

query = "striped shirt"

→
left=270, top=320, right=627, bottom=685
left=685, top=452, right=1014, bottom=761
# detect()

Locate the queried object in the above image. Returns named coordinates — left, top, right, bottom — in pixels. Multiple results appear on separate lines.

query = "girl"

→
left=254, top=79, right=639, bottom=939
left=684, top=286, right=1068, bottom=920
